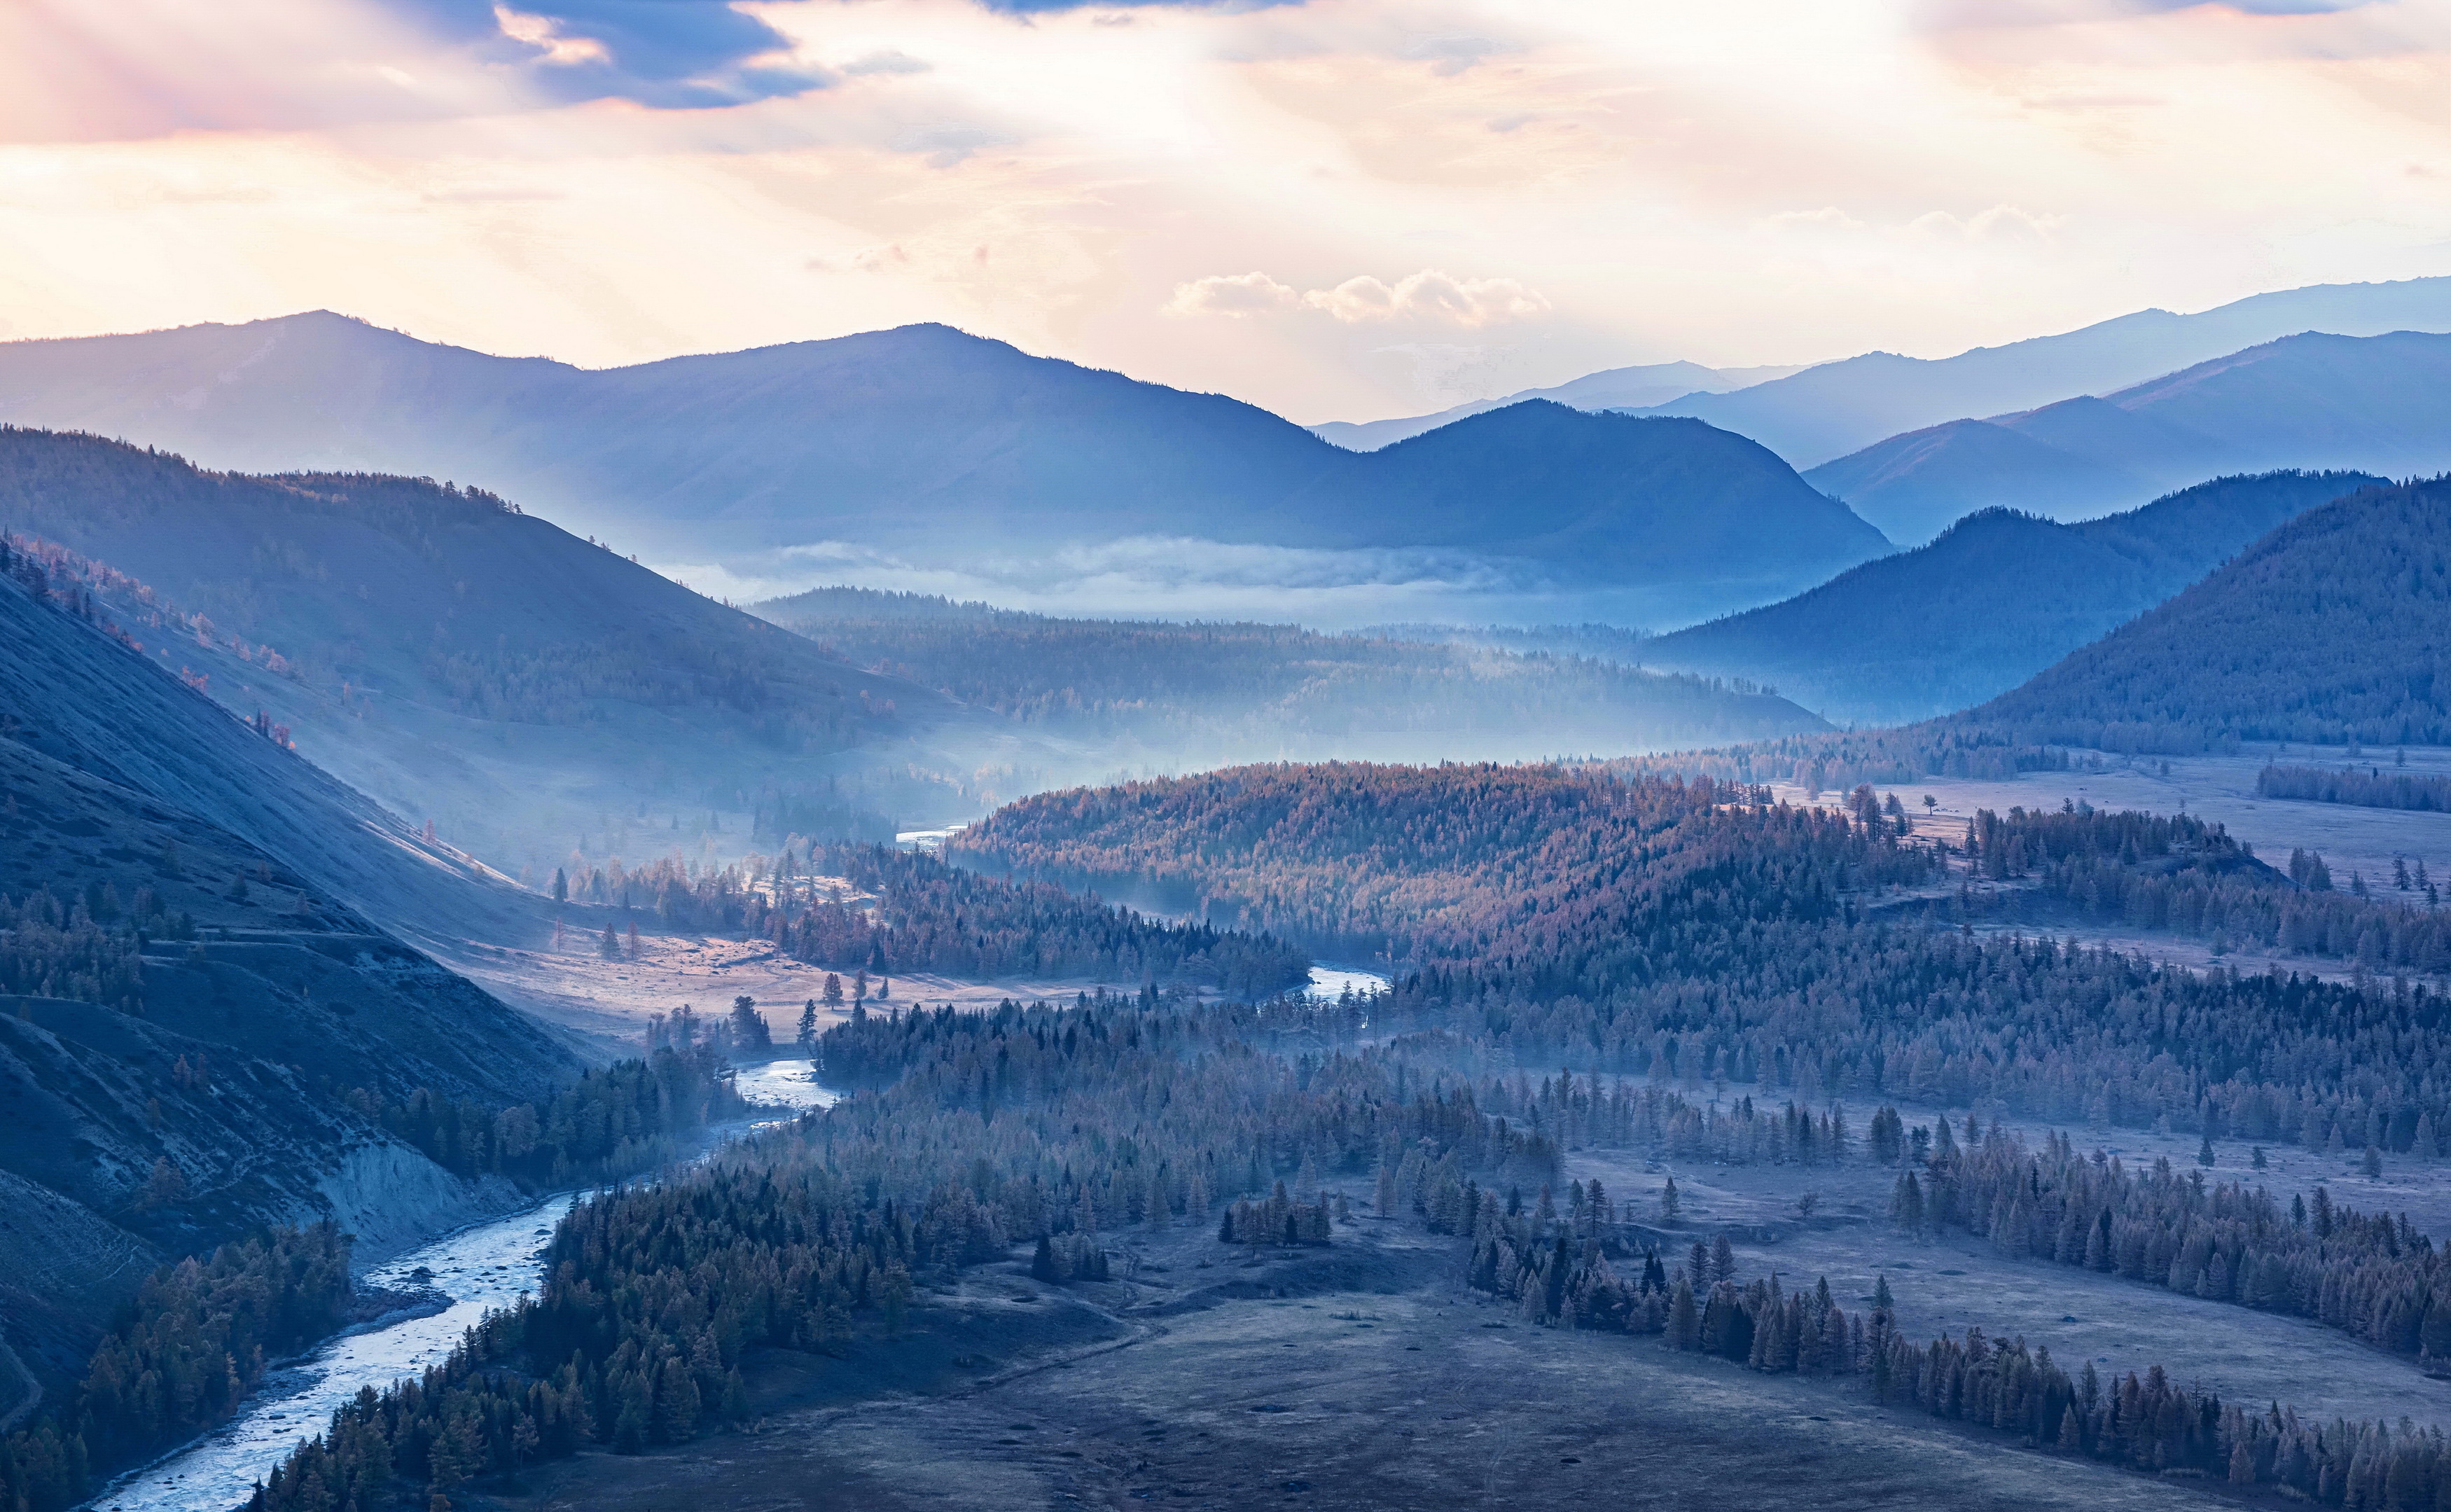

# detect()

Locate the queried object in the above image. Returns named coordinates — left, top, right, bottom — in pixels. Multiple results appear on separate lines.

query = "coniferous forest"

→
left=24, top=21, right=2451, bottom=1508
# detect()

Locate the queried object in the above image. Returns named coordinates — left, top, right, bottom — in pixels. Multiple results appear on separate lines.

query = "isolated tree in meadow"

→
left=2364, top=1144, right=2384, bottom=1179
left=599, top=923, right=620, bottom=959
left=796, top=999, right=817, bottom=1053
left=552, top=867, right=568, bottom=903
left=2197, top=1133, right=2216, bottom=1167
left=822, top=973, right=845, bottom=1008
left=1711, top=1233, right=1736, bottom=1285
left=1658, top=1177, right=1680, bottom=1224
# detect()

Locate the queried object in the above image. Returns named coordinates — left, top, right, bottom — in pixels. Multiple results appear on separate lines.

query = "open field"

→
left=1777, top=742, right=2451, bottom=894
left=490, top=1219, right=2249, bottom=1512
left=1569, top=1098, right=2451, bottom=1430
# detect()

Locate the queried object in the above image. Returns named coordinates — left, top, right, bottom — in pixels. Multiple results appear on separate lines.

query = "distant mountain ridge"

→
left=1309, top=358, right=1809, bottom=452
left=0, top=316, right=1889, bottom=613
left=1636, top=471, right=2385, bottom=726
left=1806, top=331, right=2451, bottom=543
left=1630, top=276, right=2451, bottom=469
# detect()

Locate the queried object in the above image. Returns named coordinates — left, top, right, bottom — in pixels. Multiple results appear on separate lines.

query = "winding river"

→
left=92, top=1065, right=838, bottom=1512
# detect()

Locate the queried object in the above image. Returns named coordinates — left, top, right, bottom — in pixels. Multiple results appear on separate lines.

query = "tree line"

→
left=2260, top=761, right=2451, bottom=814
left=342, top=1043, right=745, bottom=1189
left=1938, top=803, right=2449, bottom=974
left=785, top=844, right=1309, bottom=995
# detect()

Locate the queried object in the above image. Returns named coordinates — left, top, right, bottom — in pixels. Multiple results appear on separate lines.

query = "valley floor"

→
left=446, top=927, right=1201, bottom=1053
left=1786, top=742, right=2451, bottom=896
left=482, top=1220, right=2247, bottom=1512
left=1569, top=1105, right=2451, bottom=1429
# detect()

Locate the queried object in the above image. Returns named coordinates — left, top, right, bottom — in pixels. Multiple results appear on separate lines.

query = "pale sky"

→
left=1, top=0, right=2446, bottom=422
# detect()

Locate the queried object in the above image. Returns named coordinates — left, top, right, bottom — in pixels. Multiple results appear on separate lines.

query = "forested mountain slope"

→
left=1637, top=471, right=2382, bottom=725
left=1633, top=275, right=2451, bottom=467
left=1805, top=331, right=2451, bottom=542
left=0, top=550, right=583, bottom=1406
left=751, top=585, right=1829, bottom=763
left=0, top=317, right=1887, bottom=605
left=1962, top=476, right=2451, bottom=751
left=0, top=428, right=983, bottom=881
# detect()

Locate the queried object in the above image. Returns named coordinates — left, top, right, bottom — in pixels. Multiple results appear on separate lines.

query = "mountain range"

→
left=1628, top=276, right=2451, bottom=469
left=0, top=317, right=1888, bottom=619
left=1805, top=331, right=2451, bottom=543
left=1635, top=470, right=2385, bottom=726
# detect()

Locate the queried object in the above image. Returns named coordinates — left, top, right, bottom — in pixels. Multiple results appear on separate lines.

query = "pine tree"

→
left=1667, top=1277, right=1700, bottom=1350
left=1658, top=1177, right=1680, bottom=1225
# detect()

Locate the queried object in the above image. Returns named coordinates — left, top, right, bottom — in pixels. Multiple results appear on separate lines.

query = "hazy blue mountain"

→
left=1800, top=419, right=2158, bottom=546
left=0, top=428, right=978, bottom=885
left=1960, top=475, right=2451, bottom=751
left=1310, top=358, right=1809, bottom=452
left=0, top=315, right=1883, bottom=606
left=1803, top=329, right=2451, bottom=543
left=1635, top=471, right=2383, bottom=726
left=1631, top=276, right=2451, bottom=467
left=752, top=582, right=1831, bottom=763
left=1277, top=401, right=1887, bottom=579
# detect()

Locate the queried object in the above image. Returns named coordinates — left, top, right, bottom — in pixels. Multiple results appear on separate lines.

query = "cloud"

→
left=394, top=0, right=829, bottom=108
left=1906, top=204, right=2064, bottom=244
left=1168, top=269, right=1548, bottom=326
left=1302, top=271, right=1549, bottom=326
left=1166, top=270, right=1302, bottom=316
left=840, top=48, right=932, bottom=77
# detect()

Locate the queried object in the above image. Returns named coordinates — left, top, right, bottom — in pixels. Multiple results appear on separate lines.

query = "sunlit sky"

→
left=2, top=0, right=2446, bottom=422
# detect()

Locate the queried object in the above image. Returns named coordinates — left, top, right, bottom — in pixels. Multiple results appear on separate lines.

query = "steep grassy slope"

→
left=0, top=317, right=1887, bottom=600
left=753, top=585, right=1831, bottom=763
left=1962, top=476, right=2451, bottom=751
left=1638, top=471, right=2382, bottom=725
left=0, top=554, right=583, bottom=1405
